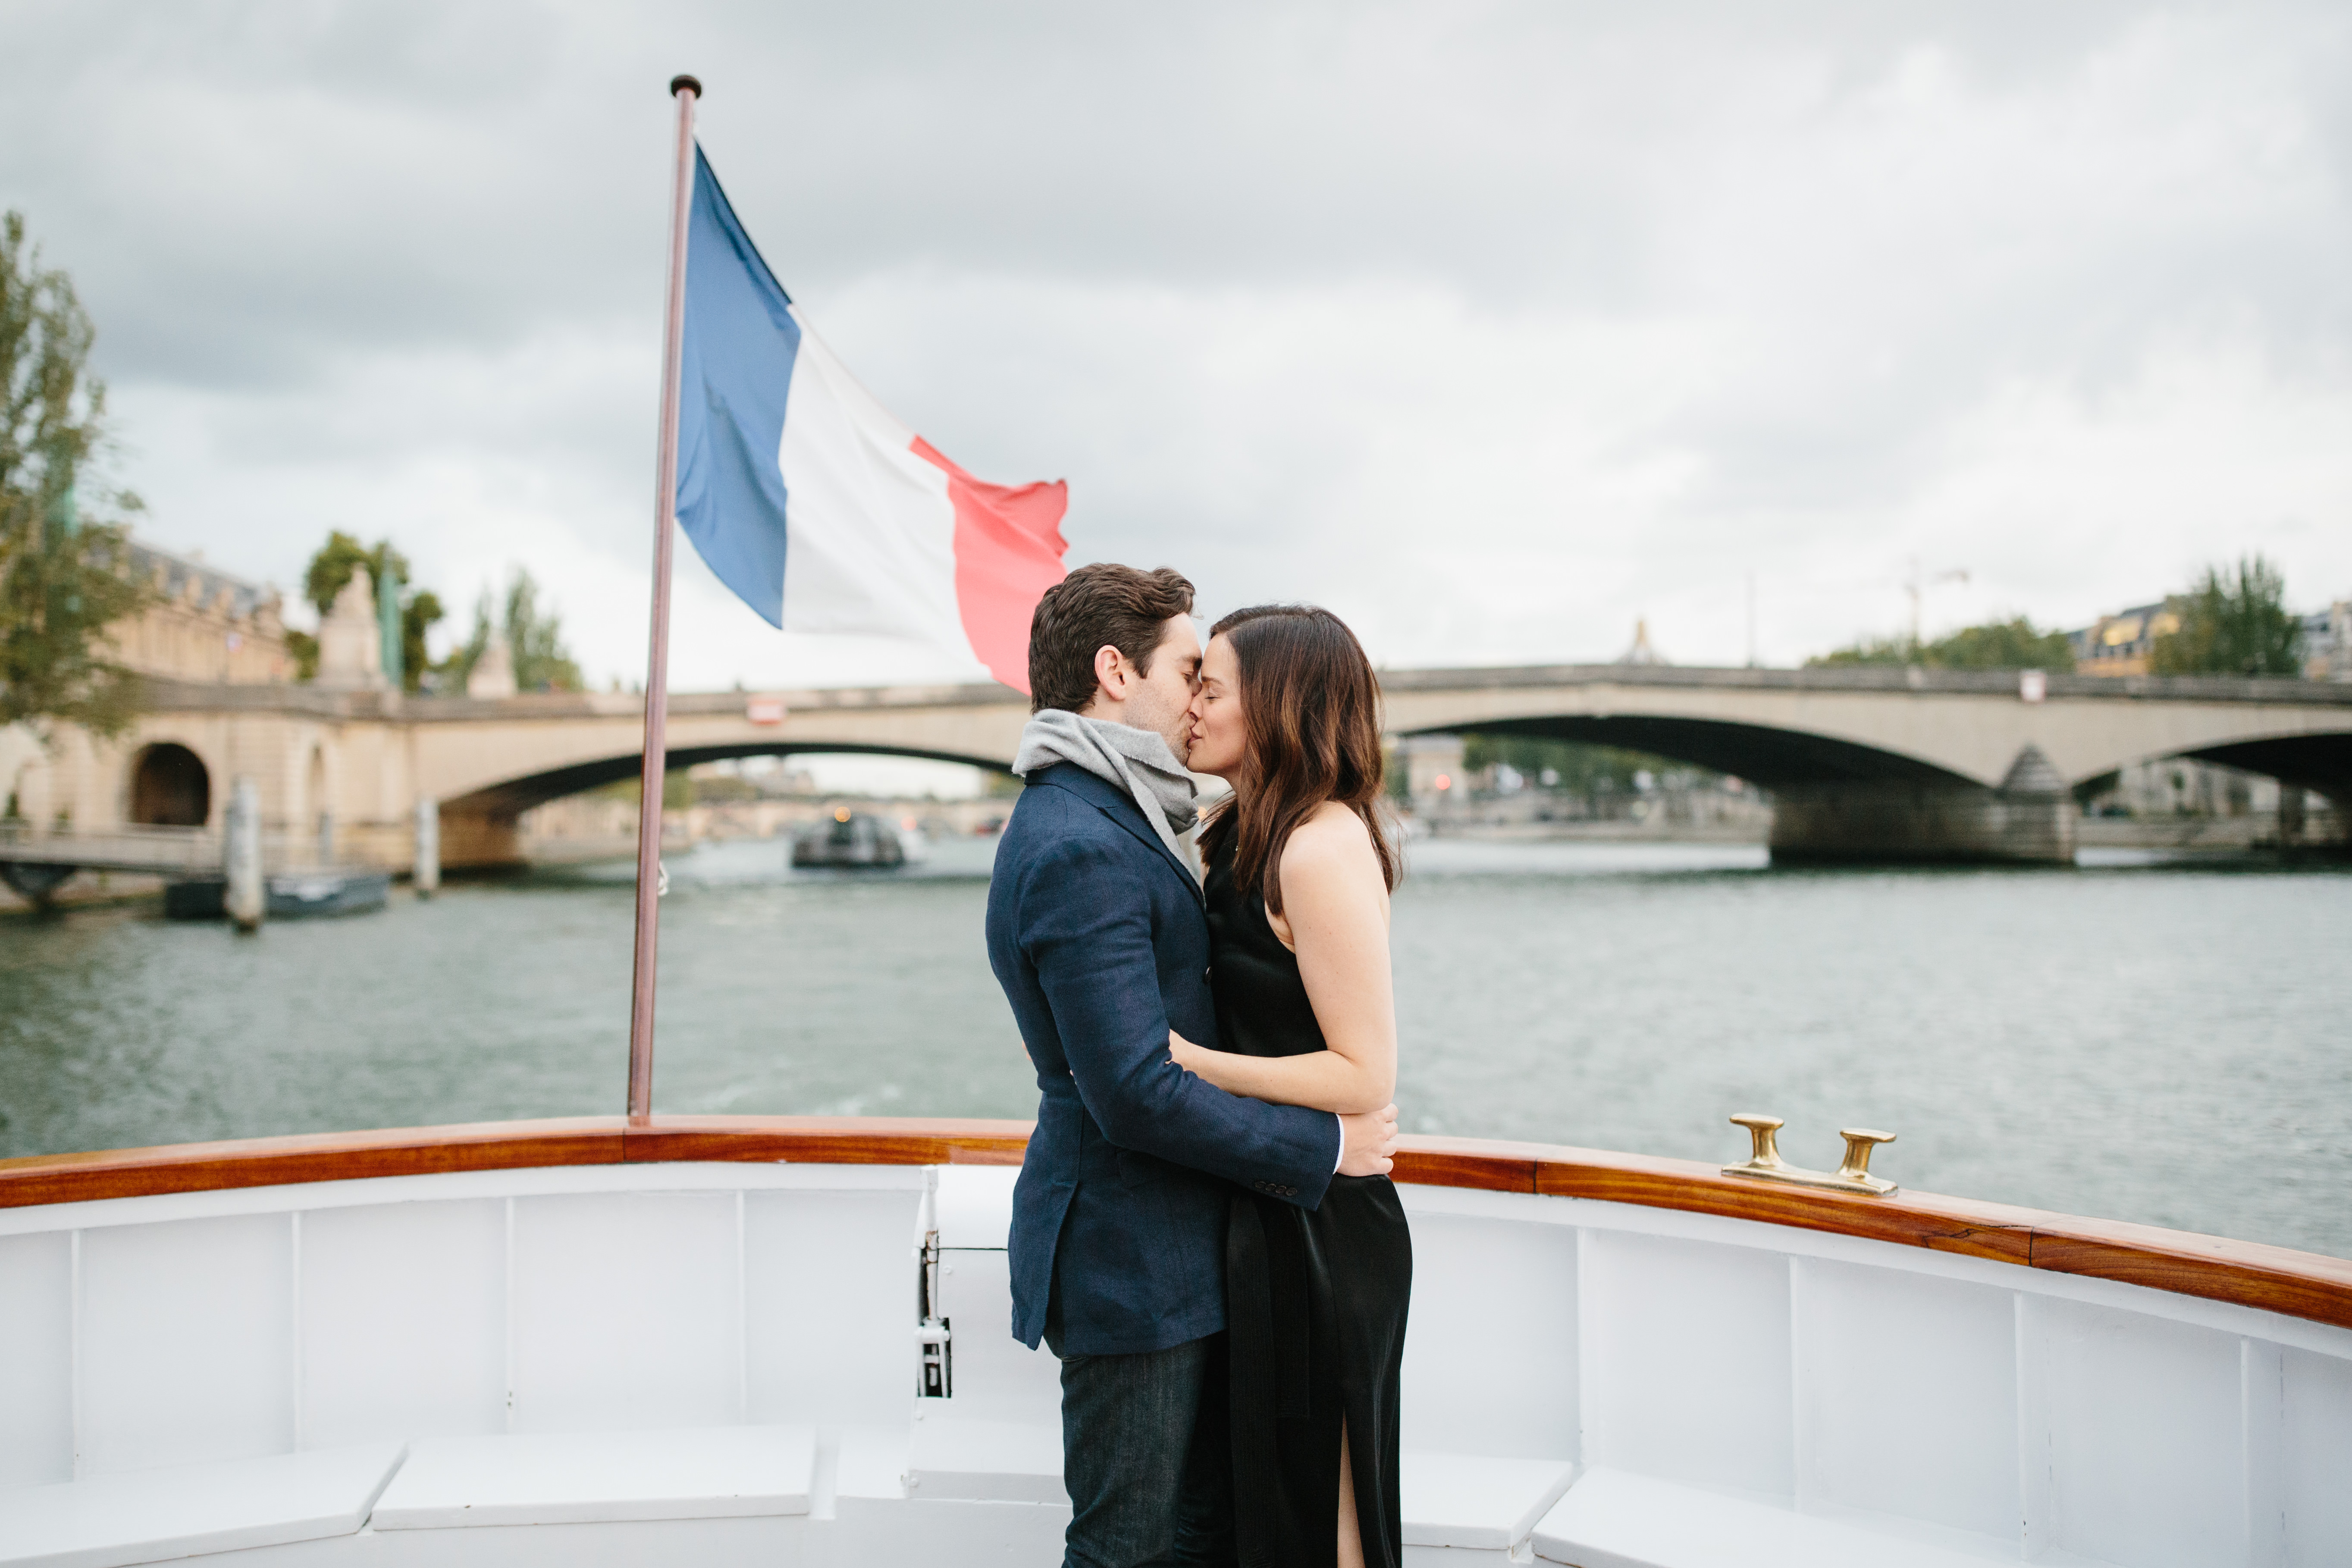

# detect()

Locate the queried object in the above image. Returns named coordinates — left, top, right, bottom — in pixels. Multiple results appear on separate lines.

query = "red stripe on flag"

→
left=911, top=437, right=1068, bottom=695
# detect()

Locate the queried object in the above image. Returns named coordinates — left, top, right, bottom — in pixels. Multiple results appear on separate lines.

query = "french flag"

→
left=674, top=146, right=1067, bottom=694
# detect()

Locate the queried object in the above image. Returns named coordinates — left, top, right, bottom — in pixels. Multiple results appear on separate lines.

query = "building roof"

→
left=127, top=542, right=276, bottom=621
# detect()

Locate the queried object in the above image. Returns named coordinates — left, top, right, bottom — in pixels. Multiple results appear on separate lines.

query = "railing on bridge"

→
left=0, top=822, right=345, bottom=876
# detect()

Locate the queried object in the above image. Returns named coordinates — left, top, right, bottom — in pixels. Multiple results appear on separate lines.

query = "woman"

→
left=1169, top=603, right=1411, bottom=1568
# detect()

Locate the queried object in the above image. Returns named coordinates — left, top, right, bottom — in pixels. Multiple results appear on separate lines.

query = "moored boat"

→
left=0, top=1116, right=2345, bottom=1567
left=790, top=809, right=924, bottom=870
left=162, top=870, right=392, bottom=921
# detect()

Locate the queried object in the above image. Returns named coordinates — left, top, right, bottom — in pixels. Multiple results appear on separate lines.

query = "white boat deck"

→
left=0, top=1148, right=2346, bottom=1567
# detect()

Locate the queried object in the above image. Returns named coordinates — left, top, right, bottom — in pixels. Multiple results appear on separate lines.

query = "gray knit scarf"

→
left=1013, top=709, right=1199, bottom=872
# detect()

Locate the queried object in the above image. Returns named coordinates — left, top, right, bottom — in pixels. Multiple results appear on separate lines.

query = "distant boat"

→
left=790, top=809, right=921, bottom=870
left=163, top=869, right=391, bottom=919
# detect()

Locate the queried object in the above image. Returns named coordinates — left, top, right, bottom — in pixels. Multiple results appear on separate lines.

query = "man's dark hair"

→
left=1026, top=564, right=1195, bottom=713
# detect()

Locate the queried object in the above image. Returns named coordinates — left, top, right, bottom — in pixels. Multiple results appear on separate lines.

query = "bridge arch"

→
left=129, top=742, right=212, bottom=827
left=2066, top=729, right=2352, bottom=807
left=2164, top=730, right=2352, bottom=794
left=440, top=740, right=1016, bottom=819
left=1399, top=713, right=1981, bottom=789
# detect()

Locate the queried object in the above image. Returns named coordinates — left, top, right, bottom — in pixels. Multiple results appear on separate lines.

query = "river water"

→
left=3, top=836, right=2346, bottom=1260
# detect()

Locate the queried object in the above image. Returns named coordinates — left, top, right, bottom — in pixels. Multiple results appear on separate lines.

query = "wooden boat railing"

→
left=5, top=1116, right=2347, bottom=1333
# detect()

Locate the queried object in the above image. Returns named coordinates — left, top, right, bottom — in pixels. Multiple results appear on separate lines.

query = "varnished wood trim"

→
left=620, top=1115, right=1034, bottom=1168
left=0, top=1118, right=624, bottom=1209
left=1390, top=1136, right=1543, bottom=1193
left=1, top=1118, right=2345, bottom=1332
left=1532, top=1145, right=2039, bottom=1265
left=2027, top=1219, right=2352, bottom=1331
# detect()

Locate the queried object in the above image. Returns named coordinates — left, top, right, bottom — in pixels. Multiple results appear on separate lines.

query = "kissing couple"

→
left=986, top=564, right=1412, bottom=1568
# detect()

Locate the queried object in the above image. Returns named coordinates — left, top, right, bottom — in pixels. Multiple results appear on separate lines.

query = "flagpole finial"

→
left=670, top=74, right=702, bottom=98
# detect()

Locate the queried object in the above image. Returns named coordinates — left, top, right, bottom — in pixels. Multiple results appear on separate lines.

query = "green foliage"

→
left=1808, top=634, right=1909, bottom=667
left=501, top=571, right=580, bottom=692
left=1460, top=734, right=1713, bottom=795
left=590, top=769, right=696, bottom=810
left=0, top=211, right=153, bottom=737
left=1809, top=615, right=2075, bottom=671
left=284, top=627, right=320, bottom=681
left=294, top=531, right=443, bottom=691
left=1925, top=618, right=2079, bottom=670
left=690, top=772, right=759, bottom=805
left=2150, top=556, right=2303, bottom=677
left=448, top=567, right=583, bottom=693
left=302, top=530, right=402, bottom=618
left=402, top=589, right=444, bottom=689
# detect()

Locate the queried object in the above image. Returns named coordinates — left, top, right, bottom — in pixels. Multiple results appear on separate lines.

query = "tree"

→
left=448, top=567, right=583, bottom=693
left=0, top=211, right=153, bottom=737
left=2150, top=555, right=2303, bottom=677
left=400, top=589, right=445, bottom=687
left=302, top=530, right=401, bottom=619
left=1810, top=615, right=2076, bottom=671
left=284, top=530, right=446, bottom=690
left=501, top=570, right=580, bottom=692
left=1460, top=734, right=1714, bottom=798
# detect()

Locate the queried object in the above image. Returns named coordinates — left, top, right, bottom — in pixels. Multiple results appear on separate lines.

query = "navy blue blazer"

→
left=985, top=763, right=1341, bottom=1355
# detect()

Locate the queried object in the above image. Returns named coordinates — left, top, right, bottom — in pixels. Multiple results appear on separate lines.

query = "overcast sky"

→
left=5, top=0, right=2349, bottom=693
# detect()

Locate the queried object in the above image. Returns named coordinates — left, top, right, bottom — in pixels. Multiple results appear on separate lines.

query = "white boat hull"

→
left=1, top=1145, right=2347, bottom=1567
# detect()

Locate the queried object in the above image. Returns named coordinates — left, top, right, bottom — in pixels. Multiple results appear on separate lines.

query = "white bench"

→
left=905, top=1410, right=1068, bottom=1505
left=0, top=1443, right=404, bottom=1568
left=368, top=1424, right=814, bottom=1528
left=1530, top=1468, right=2019, bottom=1567
left=1403, top=1452, right=1581, bottom=1561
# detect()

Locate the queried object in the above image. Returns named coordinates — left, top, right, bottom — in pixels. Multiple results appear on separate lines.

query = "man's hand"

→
left=1338, top=1103, right=1399, bottom=1177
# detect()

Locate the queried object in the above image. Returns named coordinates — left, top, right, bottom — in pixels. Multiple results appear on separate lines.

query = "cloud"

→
left=4, top=0, right=2347, bottom=690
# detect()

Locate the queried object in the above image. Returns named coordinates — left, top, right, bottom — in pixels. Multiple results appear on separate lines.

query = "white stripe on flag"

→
left=777, top=313, right=968, bottom=658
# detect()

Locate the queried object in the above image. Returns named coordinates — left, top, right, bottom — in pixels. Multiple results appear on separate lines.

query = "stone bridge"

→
left=6, top=665, right=2346, bottom=872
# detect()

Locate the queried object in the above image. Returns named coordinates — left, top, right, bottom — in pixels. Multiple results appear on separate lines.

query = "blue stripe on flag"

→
left=676, top=145, right=800, bottom=628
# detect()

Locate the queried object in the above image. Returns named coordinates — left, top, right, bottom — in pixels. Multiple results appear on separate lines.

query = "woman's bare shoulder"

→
left=1280, top=803, right=1387, bottom=881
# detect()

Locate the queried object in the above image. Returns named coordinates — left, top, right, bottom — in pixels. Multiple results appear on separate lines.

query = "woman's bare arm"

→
left=1170, top=804, right=1396, bottom=1115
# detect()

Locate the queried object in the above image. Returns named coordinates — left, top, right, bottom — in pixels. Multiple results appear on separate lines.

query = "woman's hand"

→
left=1167, top=1029, right=1207, bottom=1074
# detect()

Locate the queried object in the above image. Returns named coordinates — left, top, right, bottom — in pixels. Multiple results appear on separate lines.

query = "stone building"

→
left=2302, top=601, right=2351, bottom=683
left=2067, top=602, right=2179, bottom=678
left=116, top=543, right=294, bottom=686
left=4, top=544, right=295, bottom=832
left=2068, top=595, right=2352, bottom=682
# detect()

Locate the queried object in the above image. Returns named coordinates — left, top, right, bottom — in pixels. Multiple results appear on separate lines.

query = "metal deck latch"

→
left=1721, top=1113, right=1898, bottom=1196
left=917, top=1228, right=953, bottom=1397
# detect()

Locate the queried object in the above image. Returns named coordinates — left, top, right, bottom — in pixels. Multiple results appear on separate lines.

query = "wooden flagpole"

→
left=627, top=73, right=701, bottom=1126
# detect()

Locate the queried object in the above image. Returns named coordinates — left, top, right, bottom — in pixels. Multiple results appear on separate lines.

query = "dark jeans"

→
left=1048, top=1312, right=1236, bottom=1568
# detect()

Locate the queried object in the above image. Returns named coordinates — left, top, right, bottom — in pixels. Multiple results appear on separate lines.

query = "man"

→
left=985, top=563, right=1401, bottom=1568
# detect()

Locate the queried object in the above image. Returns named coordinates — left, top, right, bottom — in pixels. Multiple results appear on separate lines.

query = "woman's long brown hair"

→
left=1198, top=604, right=1399, bottom=914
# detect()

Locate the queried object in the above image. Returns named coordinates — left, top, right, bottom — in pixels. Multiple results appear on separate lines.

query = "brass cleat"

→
left=1728, top=1113, right=1789, bottom=1171
left=1720, top=1113, right=1898, bottom=1197
left=1834, top=1128, right=1897, bottom=1195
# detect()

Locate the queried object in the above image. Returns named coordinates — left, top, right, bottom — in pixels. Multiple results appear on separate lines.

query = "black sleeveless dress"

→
left=1205, top=836, right=1413, bottom=1568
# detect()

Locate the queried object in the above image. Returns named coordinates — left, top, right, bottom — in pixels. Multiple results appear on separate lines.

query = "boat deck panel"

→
left=368, top=1426, right=815, bottom=1528
left=1398, top=1454, right=1579, bottom=1550
left=0, top=1442, right=403, bottom=1568
left=1532, top=1467, right=2023, bottom=1568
